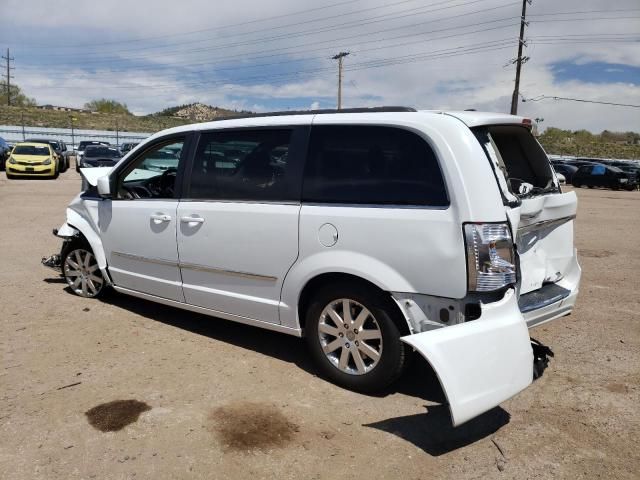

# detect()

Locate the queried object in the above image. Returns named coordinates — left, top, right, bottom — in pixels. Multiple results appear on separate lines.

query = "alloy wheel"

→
left=317, top=298, right=383, bottom=375
left=63, top=248, right=104, bottom=297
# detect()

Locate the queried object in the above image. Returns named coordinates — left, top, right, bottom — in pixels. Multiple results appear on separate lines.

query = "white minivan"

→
left=45, top=107, right=580, bottom=426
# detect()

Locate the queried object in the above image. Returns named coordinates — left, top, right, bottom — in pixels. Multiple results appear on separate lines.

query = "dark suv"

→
left=572, top=164, right=638, bottom=190
left=76, top=141, right=110, bottom=171
left=0, top=137, right=11, bottom=170
left=79, top=145, right=122, bottom=168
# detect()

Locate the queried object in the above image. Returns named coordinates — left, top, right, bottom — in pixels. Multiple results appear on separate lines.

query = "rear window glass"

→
left=474, top=125, right=555, bottom=195
left=302, top=125, right=448, bottom=206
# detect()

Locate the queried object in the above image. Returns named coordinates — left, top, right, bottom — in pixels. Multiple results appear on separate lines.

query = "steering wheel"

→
left=159, top=168, right=177, bottom=197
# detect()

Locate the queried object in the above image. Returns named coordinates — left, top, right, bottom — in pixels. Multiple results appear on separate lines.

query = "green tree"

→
left=84, top=98, right=131, bottom=114
left=0, top=84, right=37, bottom=107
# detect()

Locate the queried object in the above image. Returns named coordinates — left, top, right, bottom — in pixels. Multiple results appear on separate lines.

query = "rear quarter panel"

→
left=279, top=113, right=507, bottom=329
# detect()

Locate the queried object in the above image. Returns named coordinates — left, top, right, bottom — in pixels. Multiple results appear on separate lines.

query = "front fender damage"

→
left=401, top=289, right=533, bottom=426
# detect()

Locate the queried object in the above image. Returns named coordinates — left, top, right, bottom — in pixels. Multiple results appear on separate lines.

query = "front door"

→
left=177, top=127, right=307, bottom=323
left=100, top=137, right=188, bottom=301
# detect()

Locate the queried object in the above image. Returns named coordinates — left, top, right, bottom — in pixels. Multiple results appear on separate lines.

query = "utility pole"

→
left=510, top=0, right=531, bottom=115
left=2, top=48, right=15, bottom=106
left=69, top=115, right=76, bottom=151
left=332, top=51, right=350, bottom=110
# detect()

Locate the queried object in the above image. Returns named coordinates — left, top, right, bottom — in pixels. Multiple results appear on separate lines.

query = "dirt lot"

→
left=1, top=171, right=638, bottom=479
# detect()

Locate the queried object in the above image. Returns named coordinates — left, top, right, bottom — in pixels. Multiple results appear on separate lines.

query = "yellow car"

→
left=5, top=142, right=59, bottom=179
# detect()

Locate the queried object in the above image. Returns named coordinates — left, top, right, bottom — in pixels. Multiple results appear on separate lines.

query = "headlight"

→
left=464, top=223, right=516, bottom=292
left=82, top=162, right=93, bottom=167
left=9, top=156, right=16, bottom=164
left=43, top=158, right=52, bottom=165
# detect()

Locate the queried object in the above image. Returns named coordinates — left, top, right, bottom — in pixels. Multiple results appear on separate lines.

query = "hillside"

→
left=537, top=128, right=640, bottom=160
left=1, top=104, right=639, bottom=160
left=152, top=103, right=249, bottom=122
left=0, top=102, right=249, bottom=133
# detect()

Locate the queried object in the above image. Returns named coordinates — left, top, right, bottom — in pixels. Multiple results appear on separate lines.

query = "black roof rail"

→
left=203, top=106, right=417, bottom=122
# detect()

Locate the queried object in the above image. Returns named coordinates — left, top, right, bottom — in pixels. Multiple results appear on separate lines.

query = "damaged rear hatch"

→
left=473, top=122, right=581, bottom=327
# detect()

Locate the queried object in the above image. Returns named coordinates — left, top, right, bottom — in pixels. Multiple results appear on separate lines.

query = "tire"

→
left=305, top=282, right=408, bottom=393
left=61, top=241, right=107, bottom=298
left=572, top=182, right=580, bottom=188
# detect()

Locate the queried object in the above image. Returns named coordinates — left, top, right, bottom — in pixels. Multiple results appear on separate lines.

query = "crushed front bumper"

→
left=401, top=289, right=533, bottom=426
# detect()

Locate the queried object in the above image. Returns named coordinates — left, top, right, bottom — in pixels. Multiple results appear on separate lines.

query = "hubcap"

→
left=63, top=249, right=103, bottom=298
left=318, top=298, right=383, bottom=375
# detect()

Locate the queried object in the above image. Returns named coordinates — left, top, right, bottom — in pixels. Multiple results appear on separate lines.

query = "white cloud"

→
left=3, top=0, right=640, bottom=132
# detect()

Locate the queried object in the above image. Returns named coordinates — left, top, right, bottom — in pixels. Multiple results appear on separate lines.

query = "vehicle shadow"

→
left=364, top=405, right=510, bottom=456
left=50, top=280, right=511, bottom=452
left=95, top=291, right=447, bottom=404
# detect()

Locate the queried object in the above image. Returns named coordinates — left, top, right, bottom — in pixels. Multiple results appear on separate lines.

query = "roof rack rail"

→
left=208, top=106, right=417, bottom=122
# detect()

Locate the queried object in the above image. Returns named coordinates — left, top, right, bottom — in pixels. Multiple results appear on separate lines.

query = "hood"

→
left=79, top=166, right=112, bottom=186
left=10, top=154, right=51, bottom=163
left=83, top=157, right=120, bottom=165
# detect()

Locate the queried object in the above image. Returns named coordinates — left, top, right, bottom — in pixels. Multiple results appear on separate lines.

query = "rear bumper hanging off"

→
left=401, top=289, right=533, bottom=426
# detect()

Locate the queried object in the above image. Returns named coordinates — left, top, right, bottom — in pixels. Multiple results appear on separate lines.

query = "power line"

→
left=20, top=21, right=520, bottom=80
left=523, top=95, right=640, bottom=108
left=15, top=0, right=365, bottom=48
left=24, top=39, right=516, bottom=93
left=21, top=0, right=511, bottom=63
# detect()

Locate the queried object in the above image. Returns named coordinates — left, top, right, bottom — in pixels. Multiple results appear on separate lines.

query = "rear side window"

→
left=302, top=126, right=448, bottom=206
left=188, top=129, right=298, bottom=201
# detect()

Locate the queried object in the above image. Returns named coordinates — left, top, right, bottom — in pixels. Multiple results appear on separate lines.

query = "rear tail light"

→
left=464, top=223, right=516, bottom=292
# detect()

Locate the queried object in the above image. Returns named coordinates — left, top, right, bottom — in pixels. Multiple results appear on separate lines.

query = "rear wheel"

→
left=305, top=282, right=407, bottom=392
left=62, top=243, right=106, bottom=298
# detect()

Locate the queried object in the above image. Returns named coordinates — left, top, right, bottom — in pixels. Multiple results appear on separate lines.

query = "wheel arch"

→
left=296, top=272, right=412, bottom=338
left=64, top=209, right=109, bottom=281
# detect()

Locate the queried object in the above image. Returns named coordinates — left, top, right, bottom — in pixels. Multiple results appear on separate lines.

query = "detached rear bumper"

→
left=401, top=289, right=533, bottom=427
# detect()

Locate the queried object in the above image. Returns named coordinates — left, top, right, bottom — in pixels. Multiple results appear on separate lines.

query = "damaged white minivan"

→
left=44, top=107, right=580, bottom=426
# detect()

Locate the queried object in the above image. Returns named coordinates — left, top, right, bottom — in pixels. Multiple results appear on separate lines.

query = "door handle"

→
left=180, top=216, right=205, bottom=224
left=150, top=213, right=171, bottom=222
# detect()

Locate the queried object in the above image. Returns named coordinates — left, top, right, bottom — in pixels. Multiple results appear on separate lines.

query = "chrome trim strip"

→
left=112, top=251, right=177, bottom=267
left=112, top=251, right=277, bottom=282
left=518, top=215, right=576, bottom=235
left=179, top=262, right=277, bottom=282
left=112, top=285, right=302, bottom=337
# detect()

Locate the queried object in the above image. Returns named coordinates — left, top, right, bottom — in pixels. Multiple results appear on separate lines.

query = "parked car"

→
left=0, top=137, right=11, bottom=171
left=75, top=141, right=110, bottom=172
left=572, top=164, right=638, bottom=190
left=120, top=142, right=139, bottom=154
left=5, top=142, right=59, bottom=179
left=25, top=138, right=69, bottom=172
left=79, top=145, right=123, bottom=168
left=552, top=163, right=578, bottom=183
left=43, top=108, right=581, bottom=426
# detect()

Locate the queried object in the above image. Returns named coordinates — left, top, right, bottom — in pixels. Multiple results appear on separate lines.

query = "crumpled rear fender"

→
left=401, top=289, right=533, bottom=426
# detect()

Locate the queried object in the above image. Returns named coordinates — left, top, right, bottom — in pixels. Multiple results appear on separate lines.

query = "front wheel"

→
left=62, top=243, right=106, bottom=298
left=305, top=282, right=407, bottom=393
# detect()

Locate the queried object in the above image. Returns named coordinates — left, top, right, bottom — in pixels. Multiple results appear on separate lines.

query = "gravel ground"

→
left=1, top=170, right=638, bottom=479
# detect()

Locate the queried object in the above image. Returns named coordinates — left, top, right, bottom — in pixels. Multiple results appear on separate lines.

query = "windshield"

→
left=85, top=147, right=121, bottom=158
left=13, top=145, right=50, bottom=156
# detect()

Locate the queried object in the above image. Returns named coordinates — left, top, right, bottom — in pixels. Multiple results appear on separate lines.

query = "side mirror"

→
left=97, top=175, right=112, bottom=198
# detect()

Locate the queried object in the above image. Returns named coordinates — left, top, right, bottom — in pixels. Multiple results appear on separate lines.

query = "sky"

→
left=1, top=0, right=639, bottom=132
